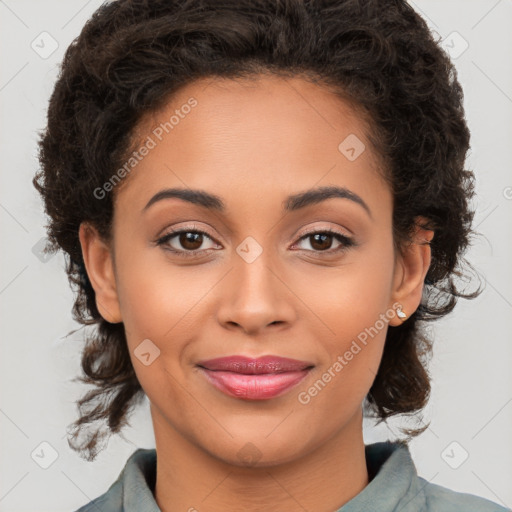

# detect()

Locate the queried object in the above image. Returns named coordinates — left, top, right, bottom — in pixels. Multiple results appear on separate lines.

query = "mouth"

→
left=196, top=355, right=314, bottom=400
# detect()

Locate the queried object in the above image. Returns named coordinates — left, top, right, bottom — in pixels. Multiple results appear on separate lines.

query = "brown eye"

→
left=308, top=233, right=335, bottom=251
left=294, top=229, right=355, bottom=255
left=178, top=232, right=204, bottom=251
left=156, top=227, right=218, bottom=258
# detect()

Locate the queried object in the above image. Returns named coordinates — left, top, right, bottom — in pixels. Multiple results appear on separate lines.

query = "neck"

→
left=152, top=405, right=369, bottom=512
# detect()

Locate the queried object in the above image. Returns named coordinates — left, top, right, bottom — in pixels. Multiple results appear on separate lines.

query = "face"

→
left=80, top=74, right=431, bottom=468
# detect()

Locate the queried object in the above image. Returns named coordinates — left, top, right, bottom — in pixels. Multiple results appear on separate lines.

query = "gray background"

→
left=1, top=1, right=511, bottom=510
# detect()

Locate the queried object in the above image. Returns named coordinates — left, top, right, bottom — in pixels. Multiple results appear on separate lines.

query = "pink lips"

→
left=197, top=355, right=314, bottom=400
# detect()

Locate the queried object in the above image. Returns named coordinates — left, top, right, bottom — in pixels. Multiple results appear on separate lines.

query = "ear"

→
left=78, top=222, right=122, bottom=324
left=388, top=216, right=434, bottom=326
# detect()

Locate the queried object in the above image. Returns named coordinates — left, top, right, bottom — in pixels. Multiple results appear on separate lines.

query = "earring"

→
left=396, top=307, right=407, bottom=320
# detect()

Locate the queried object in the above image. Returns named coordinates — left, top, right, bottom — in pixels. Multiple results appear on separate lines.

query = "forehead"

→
left=114, top=74, right=388, bottom=218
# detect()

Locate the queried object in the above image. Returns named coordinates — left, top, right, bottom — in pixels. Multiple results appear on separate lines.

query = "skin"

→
left=79, top=74, right=434, bottom=512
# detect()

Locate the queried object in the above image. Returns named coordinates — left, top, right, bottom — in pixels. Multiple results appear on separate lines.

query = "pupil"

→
left=311, top=233, right=331, bottom=251
left=181, top=232, right=202, bottom=250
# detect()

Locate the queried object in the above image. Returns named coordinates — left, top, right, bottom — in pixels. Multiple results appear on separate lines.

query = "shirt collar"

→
left=340, top=441, right=426, bottom=511
left=95, top=441, right=424, bottom=511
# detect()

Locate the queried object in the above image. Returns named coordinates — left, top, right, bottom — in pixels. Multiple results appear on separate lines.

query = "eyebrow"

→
left=142, top=185, right=372, bottom=218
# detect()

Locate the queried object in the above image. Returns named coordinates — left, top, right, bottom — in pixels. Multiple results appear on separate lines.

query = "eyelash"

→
left=155, top=225, right=355, bottom=259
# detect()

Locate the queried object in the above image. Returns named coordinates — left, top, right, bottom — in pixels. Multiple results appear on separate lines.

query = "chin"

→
left=199, top=431, right=314, bottom=470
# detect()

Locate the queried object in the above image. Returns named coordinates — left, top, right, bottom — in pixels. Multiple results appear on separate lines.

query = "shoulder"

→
left=73, top=448, right=157, bottom=512
left=73, top=474, right=124, bottom=512
left=358, top=441, right=509, bottom=512
left=419, top=476, right=510, bottom=512
left=74, top=490, right=122, bottom=512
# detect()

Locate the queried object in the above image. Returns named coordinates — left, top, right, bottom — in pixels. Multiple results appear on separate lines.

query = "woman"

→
left=33, top=0, right=508, bottom=511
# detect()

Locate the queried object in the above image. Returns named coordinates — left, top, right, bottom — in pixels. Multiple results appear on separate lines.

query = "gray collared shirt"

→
left=75, top=441, right=509, bottom=511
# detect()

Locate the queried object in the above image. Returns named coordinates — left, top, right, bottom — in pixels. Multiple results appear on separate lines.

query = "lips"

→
left=196, top=355, right=314, bottom=400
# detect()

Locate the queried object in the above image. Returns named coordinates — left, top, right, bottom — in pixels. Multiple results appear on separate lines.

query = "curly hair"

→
left=33, top=0, right=481, bottom=461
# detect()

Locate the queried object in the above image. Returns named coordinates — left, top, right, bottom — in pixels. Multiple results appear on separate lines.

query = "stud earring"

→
left=396, top=307, right=407, bottom=320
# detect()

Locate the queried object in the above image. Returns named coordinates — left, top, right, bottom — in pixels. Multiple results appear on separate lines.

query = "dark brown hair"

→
left=34, top=0, right=481, bottom=461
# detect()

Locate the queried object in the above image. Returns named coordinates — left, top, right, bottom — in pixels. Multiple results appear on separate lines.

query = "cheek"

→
left=114, top=240, right=207, bottom=340
left=295, top=299, right=389, bottom=433
left=113, top=244, right=231, bottom=397
left=111, top=250, right=199, bottom=394
left=295, top=238, right=395, bottom=346
left=293, top=241, right=394, bottom=407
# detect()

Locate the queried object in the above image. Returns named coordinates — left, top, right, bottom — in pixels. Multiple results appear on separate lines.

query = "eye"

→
left=155, top=225, right=219, bottom=258
left=155, top=225, right=356, bottom=259
left=292, top=228, right=355, bottom=254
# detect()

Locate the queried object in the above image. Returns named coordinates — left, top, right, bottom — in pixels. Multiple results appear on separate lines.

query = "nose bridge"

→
left=217, top=233, right=294, bottom=333
left=233, top=234, right=281, bottom=306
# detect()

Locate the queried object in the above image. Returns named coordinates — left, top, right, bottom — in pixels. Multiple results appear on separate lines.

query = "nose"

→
left=215, top=249, right=297, bottom=336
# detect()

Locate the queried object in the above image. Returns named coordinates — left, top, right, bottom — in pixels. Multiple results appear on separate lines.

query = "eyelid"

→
left=290, top=226, right=355, bottom=253
left=155, top=223, right=356, bottom=257
left=156, top=223, right=218, bottom=246
left=293, top=224, right=352, bottom=241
